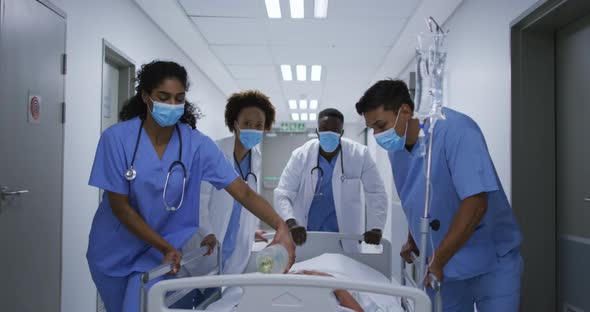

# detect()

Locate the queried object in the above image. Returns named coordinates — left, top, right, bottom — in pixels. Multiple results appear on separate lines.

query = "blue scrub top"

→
left=87, top=117, right=238, bottom=276
left=307, top=155, right=339, bottom=232
left=389, top=108, right=521, bottom=281
left=222, top=152, right=251, bottom=267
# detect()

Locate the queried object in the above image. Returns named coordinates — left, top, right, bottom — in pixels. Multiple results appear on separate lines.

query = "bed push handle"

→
left=139, top=244, right=222, bottom=312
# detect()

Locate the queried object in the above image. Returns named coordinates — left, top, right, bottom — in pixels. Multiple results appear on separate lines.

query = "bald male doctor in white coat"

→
left=274, top=108, right=388, bottom=249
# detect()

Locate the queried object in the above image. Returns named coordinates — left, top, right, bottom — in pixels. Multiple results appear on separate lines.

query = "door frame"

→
left=100, top=39, right=135, bottom=129
left=36, top=0, right=66, bottom=18
left=511, top=0, right=590, bottom=310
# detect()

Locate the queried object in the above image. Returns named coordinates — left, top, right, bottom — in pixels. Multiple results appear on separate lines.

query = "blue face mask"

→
left=318, top=131, right=341, bottom=153
left=150, top=98, right=185, bottom=127
left=374, top=110, right=407, bottom=151
left=238, top=129, right=263, bottom=150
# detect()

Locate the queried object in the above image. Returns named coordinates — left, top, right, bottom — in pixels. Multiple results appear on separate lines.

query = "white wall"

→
left=49, top=0, right=230, bottom=311
left=397, top=0, right=542, bottom=201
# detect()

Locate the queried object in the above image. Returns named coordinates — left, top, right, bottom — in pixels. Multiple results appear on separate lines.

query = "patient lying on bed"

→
left=205, top=253, right=402, bottom=312
left=294, top=270, right=366, bottom=312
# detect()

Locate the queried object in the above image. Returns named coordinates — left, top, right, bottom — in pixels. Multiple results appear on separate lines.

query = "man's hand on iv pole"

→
left=363, top=228, right=382, bottom=245
left=286, top=218, right=307, bottom=245
left=200, top=234, right=217, bottom=256
left=425, top=258, right=444, bottom=287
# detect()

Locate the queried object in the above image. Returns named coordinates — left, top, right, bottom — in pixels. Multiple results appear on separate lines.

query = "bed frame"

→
left=142, top=232, right=431, bottom=312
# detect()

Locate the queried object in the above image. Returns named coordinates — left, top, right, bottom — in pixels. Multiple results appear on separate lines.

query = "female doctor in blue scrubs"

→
left=356, top=79, right=523, bottom=312
left=87, top=61, right=295, bottom=312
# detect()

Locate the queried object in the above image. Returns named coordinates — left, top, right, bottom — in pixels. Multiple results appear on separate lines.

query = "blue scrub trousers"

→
left=90, top=266, right=167, bottom=312
left=427, top=249, right=523, bottom=312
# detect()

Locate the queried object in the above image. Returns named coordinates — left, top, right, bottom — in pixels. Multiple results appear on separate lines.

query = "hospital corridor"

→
left=1, top=0, right=589, bottom=311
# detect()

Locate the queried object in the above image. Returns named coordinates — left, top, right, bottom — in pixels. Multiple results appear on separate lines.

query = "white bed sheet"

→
left=205, top=253, right=403, bottom=312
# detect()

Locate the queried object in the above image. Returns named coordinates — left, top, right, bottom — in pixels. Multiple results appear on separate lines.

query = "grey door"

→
left=556, top=13, right=590, bottom=312
left=0, top=0, right=65, bottom=311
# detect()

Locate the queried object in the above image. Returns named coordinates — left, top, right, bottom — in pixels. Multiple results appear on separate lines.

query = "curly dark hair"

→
left=224, top=90, right=276, bottom=133
left=119, top=60, right=201, bottom=129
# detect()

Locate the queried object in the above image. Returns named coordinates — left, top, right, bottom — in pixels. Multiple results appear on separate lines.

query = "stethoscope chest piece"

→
left=125, top=167, right=137, bottom=181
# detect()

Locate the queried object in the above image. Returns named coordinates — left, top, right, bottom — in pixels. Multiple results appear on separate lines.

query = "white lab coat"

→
left=183, top=136, right=261, bottom=275
left=274, top=138, right=388, bottom=238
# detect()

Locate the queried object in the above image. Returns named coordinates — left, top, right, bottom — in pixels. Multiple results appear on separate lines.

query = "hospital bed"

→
left=141, top=232, right=433, bottom=312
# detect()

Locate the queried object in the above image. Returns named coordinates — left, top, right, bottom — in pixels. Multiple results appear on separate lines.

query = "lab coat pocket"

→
left=341, top=178, right=362, bottom=205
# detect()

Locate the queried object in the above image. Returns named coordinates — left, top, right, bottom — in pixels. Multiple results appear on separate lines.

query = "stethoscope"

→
left=233, top=150, right=257, bottom=183
left=124, top=119, right=187, bottom=211
left=310, top=144, right=346, bottom=196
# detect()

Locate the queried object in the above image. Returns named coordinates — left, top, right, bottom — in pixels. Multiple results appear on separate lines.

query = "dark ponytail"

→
left=120, top=60, right=202, bottom=129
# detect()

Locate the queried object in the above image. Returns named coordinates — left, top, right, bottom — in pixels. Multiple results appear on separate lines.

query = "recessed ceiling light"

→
left=311, top=65, right=322, bottom=81
left=290, top=0, right=304, bottom=19
left=265, top=0, right=281, bottom=18
left=301, top=113, right=308, bottom=121
left=291, top=113, right=300, bottom=121
left=280, top=65, right=293, bottom=81
left=314, top=0, right=329, bottom=18
left=299, top=100, right=308, bottom=109
left=296, top=65, right=306, bottom=81
left=309, top=100, right=318, bottom=110
left=310, top=113, right=317, bottom=121
left=288, top=100, right=297, bottom=109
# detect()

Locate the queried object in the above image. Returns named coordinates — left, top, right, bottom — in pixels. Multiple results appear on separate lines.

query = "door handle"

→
left=1, top=186, right=29, bottom=200
left=584, top=198, right=590, bottom=203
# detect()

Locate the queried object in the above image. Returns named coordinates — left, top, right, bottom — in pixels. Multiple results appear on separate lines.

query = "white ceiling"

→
left=177, top=0, right=419, bottom=123
left=129, top=0, right=462, bottom=124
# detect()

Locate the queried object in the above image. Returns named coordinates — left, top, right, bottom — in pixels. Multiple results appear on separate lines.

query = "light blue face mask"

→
left=150, top=98, right=185, bottom=127
left=374, top=109, right=407, bottom=151
left=318, top=131, right=342, bottom=153
left=238, top=129, right=263, bottom=150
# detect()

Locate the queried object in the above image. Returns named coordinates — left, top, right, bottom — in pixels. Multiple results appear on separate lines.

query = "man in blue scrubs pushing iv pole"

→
left=356, top=19, right=523, bottom=310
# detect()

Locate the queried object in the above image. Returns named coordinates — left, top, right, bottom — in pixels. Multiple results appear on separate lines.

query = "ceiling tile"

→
left=210, top=45, right=273, bottom=65
left=192, top=17, right=267, bottom=45
left=178, top=0, right=264, bottom=18
left=227, top=65, right=277, bottom=80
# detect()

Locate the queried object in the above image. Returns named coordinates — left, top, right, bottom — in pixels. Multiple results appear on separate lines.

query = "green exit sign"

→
left=280, top=122, right=306, bottom=133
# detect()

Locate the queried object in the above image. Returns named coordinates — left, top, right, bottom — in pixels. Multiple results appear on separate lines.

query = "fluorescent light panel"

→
left=290, top=0, right=304, bottom=18
left=265, top=0, right=281, bottom=18
left=301, top=113, right=308, bottom=121
left=309, top=100, right=318, bottom=109
left=299, top=100, right=308, bottom=109
left=311, top=65, right=322, bottom=81
left=296, top=65, right=306, bottom=81
left=280, top=65, right=293, bottom=81
left=314, top=0, right=329, bottom=18
left=288, top=100, right=297, bottom=109
left=310, top=113, right=317, bottom=121
left=291, top=113, right=300, bottom=121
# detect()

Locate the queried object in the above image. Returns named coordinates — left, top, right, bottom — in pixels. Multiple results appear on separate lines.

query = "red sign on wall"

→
left=28, top=94, right=41, bottom=124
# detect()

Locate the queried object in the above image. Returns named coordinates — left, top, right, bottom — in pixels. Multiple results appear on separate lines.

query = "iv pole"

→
left=414, top=16, right=448, bottom=312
